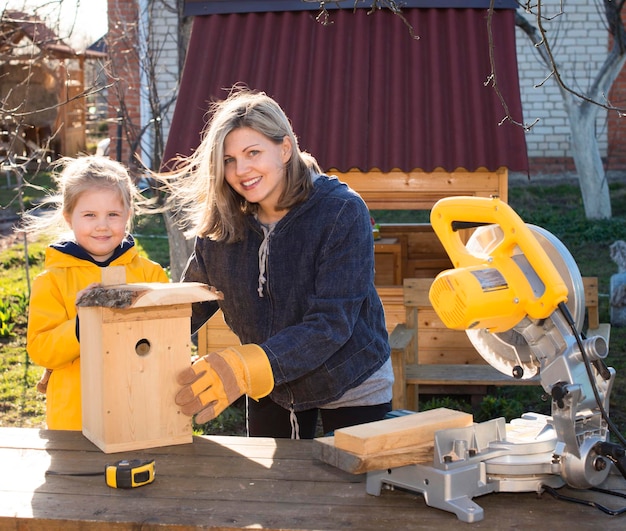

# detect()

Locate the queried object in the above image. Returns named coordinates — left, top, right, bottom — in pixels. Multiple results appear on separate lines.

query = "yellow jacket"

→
left=27, top=239, right=169, bottom=430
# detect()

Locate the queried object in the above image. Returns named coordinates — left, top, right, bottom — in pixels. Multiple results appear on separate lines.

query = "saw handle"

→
left=430, top=196, right=569, bottom=319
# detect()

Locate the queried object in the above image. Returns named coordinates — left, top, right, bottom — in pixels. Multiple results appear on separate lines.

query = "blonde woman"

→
left=168, top=89, right=393, bottom=439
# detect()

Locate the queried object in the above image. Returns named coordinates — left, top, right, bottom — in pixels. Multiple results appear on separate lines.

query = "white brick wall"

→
left=515, top=0, right=608, bottom=159
left=140, top=2, right=180, bottom=163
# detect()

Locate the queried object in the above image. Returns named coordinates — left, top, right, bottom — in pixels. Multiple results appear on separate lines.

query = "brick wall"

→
left=107, top=0, right=140, bottom=168
left=607, top=7, right=626, bottom=170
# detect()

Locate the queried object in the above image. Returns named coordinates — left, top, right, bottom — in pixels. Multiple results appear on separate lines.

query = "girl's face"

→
left=64, top=187, right=130, bottom=262
left=223, top=127, right=292, bottom=224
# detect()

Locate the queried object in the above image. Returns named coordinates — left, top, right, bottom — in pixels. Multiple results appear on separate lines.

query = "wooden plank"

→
left=101, top=304, right=191, bottom=323
left=101, top=265, right=126, bottom=285
left=130, top=282, right=223, bottom=307
left=312, top=435, right=434, bottom=474
left=76, top=282, right=223, bottom=309
left=416, top=348, right=487, bottom=365
left=334, top=168, right=508, bottom=210
left=403, top=277, right=432, bottom=306
left=405, top=364, right=540, bottom=387
left=389, top=324, right=414, bottom=410
left=4, top=428, right=626, bottom=530
left=79, top=301, right=196, bottom=452
left=374, top=239, right=403, bottom=285
left=376, top=286, right=405, bottom=334
left=333, top=408, right=473, bottom=455
left=198, top=310, right=241, bottom=356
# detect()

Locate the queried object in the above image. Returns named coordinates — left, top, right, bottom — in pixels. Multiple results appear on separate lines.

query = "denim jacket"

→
left=181, top=174, right=390, bottom=411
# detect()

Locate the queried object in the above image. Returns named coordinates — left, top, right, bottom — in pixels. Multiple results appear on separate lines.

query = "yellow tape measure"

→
left=105, top=459, right=155, bottom=488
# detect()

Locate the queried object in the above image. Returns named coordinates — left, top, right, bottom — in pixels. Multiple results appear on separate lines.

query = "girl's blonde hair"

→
left=163, top=88, right=321, bottom=243
left=21, top=155, right=137, bottom=240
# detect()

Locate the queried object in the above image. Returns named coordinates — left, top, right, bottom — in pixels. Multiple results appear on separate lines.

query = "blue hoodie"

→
left=182, top=174, right=390, bottom=411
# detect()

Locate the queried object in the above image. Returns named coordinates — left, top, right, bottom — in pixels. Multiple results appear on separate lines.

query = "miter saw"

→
left=366, top=196, right=626, bottom=522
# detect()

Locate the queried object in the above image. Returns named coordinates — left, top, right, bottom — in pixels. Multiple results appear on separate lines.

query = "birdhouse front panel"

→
left=80, top=304, right=194, bottom=453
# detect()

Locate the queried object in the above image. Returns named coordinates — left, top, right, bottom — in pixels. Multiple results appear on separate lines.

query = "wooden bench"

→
left=389, top=276, right=610, bottom=411
left=197, top=168, right=512, bottom=410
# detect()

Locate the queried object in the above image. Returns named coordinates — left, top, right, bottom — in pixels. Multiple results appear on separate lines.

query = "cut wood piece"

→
left=76, top=282, right=223, bottom=309
left=333, top=408, right=473, bottom=456
left=125, top=282, right=224, bottom=307
left=312, top=436, right=434, bottom=474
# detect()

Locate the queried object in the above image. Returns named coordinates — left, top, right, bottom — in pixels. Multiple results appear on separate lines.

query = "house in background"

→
left=0, top=10, right=105, bottom=164
left=105, top=0, right=626, bottom=175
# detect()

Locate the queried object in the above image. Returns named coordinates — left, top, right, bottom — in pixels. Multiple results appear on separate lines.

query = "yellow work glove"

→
left=175, top=345, right=274, bottom=424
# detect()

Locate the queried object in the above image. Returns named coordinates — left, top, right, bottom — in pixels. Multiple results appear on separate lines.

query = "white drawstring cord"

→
left=289, top=407, right=300, bottom=440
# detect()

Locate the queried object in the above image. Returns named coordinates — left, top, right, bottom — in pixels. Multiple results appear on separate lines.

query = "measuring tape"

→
left=105, top=459, right=155, bottom=488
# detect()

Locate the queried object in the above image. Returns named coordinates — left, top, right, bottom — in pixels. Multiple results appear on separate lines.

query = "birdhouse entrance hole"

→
left=135, top=338, right=151, bottom=356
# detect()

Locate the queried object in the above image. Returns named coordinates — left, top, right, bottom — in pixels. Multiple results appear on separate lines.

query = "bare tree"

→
left=513, top=1, right=626, bottom=220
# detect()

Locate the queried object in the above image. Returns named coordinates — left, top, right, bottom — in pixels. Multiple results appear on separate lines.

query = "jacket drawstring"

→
left=257, top=222, right=276, bottom=297
left=289, top=406, right=300, bottom=440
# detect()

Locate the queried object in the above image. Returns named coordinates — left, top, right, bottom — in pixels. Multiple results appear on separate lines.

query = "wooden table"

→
left=1, top=427, right=625, bottom=530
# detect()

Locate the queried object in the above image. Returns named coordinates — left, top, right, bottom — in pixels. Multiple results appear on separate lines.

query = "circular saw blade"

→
left=464, top=223, right=585, bottom=379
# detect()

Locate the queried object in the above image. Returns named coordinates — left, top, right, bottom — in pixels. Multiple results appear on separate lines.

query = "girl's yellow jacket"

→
left=27, top=240, right=169, bottom=430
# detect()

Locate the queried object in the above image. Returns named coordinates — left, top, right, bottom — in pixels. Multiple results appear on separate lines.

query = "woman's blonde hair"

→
left=21, top=155, right=137, bottom=240
left=163, top=88, right=321, bottom=243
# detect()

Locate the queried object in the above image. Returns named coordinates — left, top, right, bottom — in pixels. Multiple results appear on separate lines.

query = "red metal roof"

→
left=164, top=7, right=528, bottom=173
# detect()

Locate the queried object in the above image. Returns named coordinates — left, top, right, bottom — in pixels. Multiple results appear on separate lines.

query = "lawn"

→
left=1, top=171, right=626, bottom=440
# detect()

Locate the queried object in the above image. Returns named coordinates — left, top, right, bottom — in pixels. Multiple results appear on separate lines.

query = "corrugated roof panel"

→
left=164, top=8, right=528, bottom=173
left=183, top=0, right=521, bottom=16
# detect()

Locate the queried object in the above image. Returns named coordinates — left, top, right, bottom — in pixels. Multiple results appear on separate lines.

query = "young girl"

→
left=166, top=89, right=393, bottom=438
left=25, top=156, right=169, bottom=430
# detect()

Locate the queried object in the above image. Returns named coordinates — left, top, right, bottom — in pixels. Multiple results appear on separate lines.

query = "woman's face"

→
left=223, top=127, right=292, bottom=223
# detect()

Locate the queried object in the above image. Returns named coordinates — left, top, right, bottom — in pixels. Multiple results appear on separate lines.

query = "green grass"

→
left=134, top=212, right=171, bottom=272
left=1, top=174, right=626, bottom=440
left=0, top=239, right=47, bottom=426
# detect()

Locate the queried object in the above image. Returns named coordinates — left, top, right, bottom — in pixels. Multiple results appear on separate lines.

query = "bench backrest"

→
left=403, top=276, right=601, bottom=366
left=334, top=168, right=508, bottom=210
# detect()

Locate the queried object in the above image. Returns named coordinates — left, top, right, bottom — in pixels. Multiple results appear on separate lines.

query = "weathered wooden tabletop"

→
left=1, top=427, right=625, bottom=530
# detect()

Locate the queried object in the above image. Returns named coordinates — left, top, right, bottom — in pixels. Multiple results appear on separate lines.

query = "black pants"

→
left=247, top=396, right=392, bottom=439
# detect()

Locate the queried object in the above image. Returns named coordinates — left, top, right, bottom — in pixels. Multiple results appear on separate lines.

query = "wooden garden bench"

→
left=389, top=276, right=610, bottom=410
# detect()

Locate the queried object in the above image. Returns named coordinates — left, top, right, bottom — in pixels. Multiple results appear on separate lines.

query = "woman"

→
left=169, top=88, right=393, bottom=438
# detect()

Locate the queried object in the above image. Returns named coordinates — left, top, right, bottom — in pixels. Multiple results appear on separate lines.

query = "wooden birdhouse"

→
left=77, top=267, right=223, bottom=453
